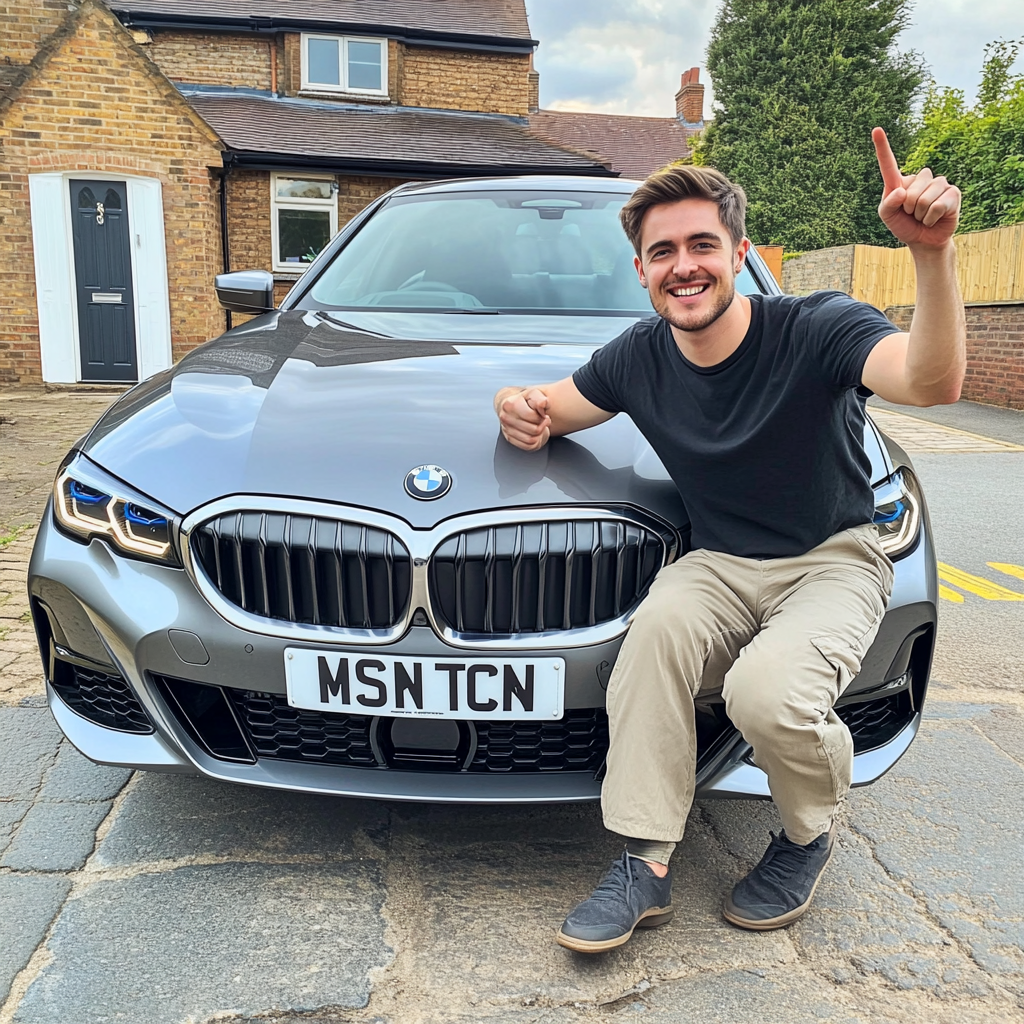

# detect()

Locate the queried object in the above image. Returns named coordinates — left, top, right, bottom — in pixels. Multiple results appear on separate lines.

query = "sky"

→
left=526, top=0, right=1024, bottom=118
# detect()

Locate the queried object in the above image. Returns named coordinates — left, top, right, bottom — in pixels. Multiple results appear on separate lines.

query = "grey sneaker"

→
left=723, top=828, right=835, bottom=930
left=556, top=851, right=673, bottom=953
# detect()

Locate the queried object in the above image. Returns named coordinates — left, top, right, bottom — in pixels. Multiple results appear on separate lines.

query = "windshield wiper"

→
left=314, top=311, right=392, bottom=337
left=438, top=308, right=502, bottom=315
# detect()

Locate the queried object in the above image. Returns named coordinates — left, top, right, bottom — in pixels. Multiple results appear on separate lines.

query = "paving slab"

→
left=39, top=742, right=133, bottom=803
left=0, top=708, right=61, bottom=800
left=0, top=800, right=111, bottom=871
left=13, top=862, right=391, bottom=1024
left=367, top=800, right=798, bottom=1015
left=94, top=772, right=390, bottom=867
left=850, top=716, right=1024, bottom=992
left=0, top=799, right=31, bottom=856
left=0, top=874, right=72, bottom=1003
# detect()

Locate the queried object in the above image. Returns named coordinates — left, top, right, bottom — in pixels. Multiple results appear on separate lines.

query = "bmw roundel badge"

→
left=404, top=465, right=452, bottom=501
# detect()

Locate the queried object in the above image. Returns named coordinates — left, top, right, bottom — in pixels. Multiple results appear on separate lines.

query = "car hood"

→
left=82, top=311, right=890, bottom=529
left=81, top=312, right=689, bottom=529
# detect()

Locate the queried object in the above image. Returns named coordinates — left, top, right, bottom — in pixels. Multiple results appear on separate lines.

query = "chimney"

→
left=675, top=67, right=704, bottom=125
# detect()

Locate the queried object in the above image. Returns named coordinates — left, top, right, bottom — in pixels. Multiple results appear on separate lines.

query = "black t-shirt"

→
left=572, top=291, right=896, bottom=558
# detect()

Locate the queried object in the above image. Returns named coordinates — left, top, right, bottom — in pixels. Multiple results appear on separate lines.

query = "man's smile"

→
left=666, top=281, right=712, bottom=299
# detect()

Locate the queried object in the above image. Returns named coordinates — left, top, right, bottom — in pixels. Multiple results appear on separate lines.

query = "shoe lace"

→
left=754, top=831, right=809, bottom=888
left=589, top=851, right=634, bottom=904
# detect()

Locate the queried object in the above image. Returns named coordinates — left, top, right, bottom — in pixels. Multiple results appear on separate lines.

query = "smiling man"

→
left=493, top=129, right=965, bottom=951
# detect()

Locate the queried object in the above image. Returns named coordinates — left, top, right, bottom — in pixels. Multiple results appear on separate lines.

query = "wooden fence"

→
left=850, top=222, right=1024, bottom=309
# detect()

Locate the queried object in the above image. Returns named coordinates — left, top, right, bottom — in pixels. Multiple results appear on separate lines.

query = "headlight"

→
left=53, top=455, right=180, bottom=565
left=872, top=468, right=923, bottom=559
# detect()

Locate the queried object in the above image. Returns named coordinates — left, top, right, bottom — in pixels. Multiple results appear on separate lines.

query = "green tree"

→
left=694, top=0, right=925, bottom=250
left=904, top=40, right=1024, bottom=232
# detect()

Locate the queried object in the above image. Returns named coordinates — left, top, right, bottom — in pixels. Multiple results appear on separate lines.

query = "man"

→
left=493, top=129, right=965, bottom=952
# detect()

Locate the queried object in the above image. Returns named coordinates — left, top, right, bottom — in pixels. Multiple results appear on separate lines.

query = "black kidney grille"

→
left=430, top=520, right=665, bottom=634
left=469, top=709, right=609, bottom=773
left=192, top=512, right=412, bottom=629
left=51, top=663, right=152, bottom=734
left=228, top=690, right=377, bottom=766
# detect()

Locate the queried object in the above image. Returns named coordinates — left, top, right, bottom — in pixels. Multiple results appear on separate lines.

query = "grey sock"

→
left=624, top=838, right=677, bottom=867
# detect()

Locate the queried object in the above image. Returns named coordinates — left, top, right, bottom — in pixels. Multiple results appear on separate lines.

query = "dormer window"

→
left=301, top=33, right=387, bottom=95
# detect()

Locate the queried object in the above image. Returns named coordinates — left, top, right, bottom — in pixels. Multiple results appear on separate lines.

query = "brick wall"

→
left=782, top=245, right=856, bottom=296
left=886, top=303, right=1024, bottom=410
left=0, top=0, right=225, bottom=384
left=0, top=0, right=68, bottom=67
left=399, top=46, right=531, bottom=115
left=144, top=31, right=273, bottom=90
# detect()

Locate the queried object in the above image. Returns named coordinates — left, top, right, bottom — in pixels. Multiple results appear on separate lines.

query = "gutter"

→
left=110, top=9, right=538, bottom=54
left=221, top=150, right=620, bottom=180
left=215, top=167, right=232, bottom=330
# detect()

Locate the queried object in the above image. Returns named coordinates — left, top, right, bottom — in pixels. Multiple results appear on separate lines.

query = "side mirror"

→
left=215, top=270, right=275, bottom=314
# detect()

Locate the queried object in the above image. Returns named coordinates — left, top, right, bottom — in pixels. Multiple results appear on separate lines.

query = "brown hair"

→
left=619, top=165, right=748, bottom=255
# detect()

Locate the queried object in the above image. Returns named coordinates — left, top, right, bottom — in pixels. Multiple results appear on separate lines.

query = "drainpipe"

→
left=217, top=166, right=232, bottom=331
left=270, top=37, right=278, bottom=96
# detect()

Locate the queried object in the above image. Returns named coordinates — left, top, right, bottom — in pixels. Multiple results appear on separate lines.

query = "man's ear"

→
left=734, top=238, right=751, bottom=275
left=633, top=254, right=648, bottom=289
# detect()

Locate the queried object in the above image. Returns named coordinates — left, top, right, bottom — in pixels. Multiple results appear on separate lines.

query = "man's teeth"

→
left=670, top=284, right=708, bottom=296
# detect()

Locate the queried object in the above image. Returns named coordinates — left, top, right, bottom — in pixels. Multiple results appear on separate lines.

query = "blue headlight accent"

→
left=873, top=499, right=905, bottom=525
left=124, top=503, right=168, bottom=527
left=69, top=479, right=108, bottom=505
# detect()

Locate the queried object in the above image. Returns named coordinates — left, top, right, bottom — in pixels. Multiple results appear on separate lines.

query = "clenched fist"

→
left=873, top=127, right=961, bottom=251
left=496, top=386, right=552, bottom=451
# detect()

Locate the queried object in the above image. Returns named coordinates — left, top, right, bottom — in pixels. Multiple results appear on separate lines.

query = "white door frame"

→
left=29, top=171, right=173, bottom=383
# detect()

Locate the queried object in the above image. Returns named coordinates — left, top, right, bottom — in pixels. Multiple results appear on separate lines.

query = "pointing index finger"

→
left=872, top=127, right=903, bottom=194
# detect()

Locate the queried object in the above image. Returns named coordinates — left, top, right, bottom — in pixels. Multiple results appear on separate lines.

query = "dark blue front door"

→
left=70, top=179, right=138, bottom=382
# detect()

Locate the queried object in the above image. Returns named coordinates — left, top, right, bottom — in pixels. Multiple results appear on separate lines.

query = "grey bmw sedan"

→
left=29, top=176, right=937, bottom=803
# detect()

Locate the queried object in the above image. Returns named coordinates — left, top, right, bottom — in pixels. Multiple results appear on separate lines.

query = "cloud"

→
left=899, top=0, right=1024, bottom=100
left=526, top=0, right=1024, bottom=116
left=527, top=0, right=719, bottom=116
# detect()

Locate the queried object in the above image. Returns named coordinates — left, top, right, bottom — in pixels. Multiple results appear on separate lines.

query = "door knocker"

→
left=96, top=202, right=105, bottom=225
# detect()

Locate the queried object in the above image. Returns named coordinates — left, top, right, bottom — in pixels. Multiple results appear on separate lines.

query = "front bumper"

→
left=29, top=502, right=938, bottom=803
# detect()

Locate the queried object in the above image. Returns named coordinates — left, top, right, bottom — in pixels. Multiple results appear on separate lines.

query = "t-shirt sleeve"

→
left=572, top=329, right=635, bottom=414
left=801, top=291, right=899, bottom=389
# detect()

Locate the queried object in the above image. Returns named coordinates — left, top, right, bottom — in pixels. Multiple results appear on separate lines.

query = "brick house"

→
left=0, top=0, right=612, bottom=386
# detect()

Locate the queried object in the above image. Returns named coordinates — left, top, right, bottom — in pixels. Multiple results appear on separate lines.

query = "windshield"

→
left=305, top=190, right=760, bottom=315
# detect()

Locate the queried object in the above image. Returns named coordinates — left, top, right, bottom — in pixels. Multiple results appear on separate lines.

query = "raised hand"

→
left=873, top=127, right=961, bottom=250
left=497, top=386, right=552, bottom=451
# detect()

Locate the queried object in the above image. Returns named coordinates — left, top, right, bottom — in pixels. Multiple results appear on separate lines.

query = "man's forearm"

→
left=905, top=242, right=967, bottom=405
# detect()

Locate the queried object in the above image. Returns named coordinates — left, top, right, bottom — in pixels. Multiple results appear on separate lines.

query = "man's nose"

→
left=671, top=252, right=701, bottom=279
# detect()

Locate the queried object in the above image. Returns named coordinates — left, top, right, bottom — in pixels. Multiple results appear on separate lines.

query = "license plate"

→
left=284, top=649, right=565, bottom=720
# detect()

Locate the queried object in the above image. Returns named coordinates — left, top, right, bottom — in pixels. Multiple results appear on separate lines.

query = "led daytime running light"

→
left=872, top=470, right=922, bottom=558
left=55, top=468, right=173, bottom=559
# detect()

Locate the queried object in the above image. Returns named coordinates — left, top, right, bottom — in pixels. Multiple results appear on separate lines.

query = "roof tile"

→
left=528, top=109, right=697, bottom=181
left=188, top=92, right=612, bottom=175
left=111, top=0, right=533, bottom=43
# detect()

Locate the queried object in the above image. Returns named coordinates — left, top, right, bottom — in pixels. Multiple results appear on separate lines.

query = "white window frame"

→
left=300, top=33, right=388, bottom=96
left=270, top=173, right=338, bottom=274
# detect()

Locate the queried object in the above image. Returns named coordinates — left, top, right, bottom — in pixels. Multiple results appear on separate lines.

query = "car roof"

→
left=393, top=175, right=642, bottom=197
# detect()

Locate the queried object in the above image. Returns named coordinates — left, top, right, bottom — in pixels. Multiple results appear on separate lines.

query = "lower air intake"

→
left=51, top=661, right=152, bottom=734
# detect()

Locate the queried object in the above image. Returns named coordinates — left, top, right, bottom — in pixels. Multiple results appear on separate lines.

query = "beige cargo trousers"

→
left=601, top=524, right=895, bottom=848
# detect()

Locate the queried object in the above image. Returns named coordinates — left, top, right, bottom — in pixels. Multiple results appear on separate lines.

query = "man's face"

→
left=634, top=198, right=750, bottom=333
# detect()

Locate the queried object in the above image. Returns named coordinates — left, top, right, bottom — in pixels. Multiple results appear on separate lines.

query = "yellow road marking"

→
left=988, top=562, right=1024, bottom=582
left=937, top=562, right=1024, bottom=601
left=938, top=584, right=965, bottom=603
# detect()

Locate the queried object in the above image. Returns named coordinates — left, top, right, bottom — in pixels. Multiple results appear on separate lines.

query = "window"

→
left=271, top=175, right=338, bottom=273
left=301, top=34, right=387, bottom=94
